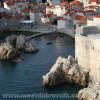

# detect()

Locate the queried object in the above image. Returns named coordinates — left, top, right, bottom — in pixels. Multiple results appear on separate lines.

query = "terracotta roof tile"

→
left=94, top=14, right=100, bottom=18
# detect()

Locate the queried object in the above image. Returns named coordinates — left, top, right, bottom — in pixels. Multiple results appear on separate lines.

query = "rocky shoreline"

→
left=77, top=82, right=100, bottom=100
left=0, top=35, right=38, bottom=61
left=43, top=55, right=90, bottom=87
left=0, top=33, right=99, bottom=99
left=42, top=55, right=100, bottom=100
left=0, top=42, right=21, bottom=61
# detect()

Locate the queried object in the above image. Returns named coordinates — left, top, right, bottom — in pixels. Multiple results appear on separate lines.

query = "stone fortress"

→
left=75, top=26, right=100, bottom=82
left=75, top=24, right=100, bottom=99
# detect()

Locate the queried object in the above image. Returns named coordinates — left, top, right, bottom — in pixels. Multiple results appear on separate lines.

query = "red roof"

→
left=29, top=2, right=39, bottom=6
left=22, top=9, right=30, bottom=13
left=94, top=14, right=100, bottom=18
left=5, top=1, right=15, bottom=5
left=72, top=1, right=83, bottom=4
left=89, top=0, right=100, bottom=4
left=75, top=15, right=87, bottom=24
left=64, top=11, right=73, bottom=16
left=0, top=12, right=12, bottom=19
left=13, top=14, right=24, bottom=20
left=75, top=15, right=87, bottom=20
left=47, top=21, right=52, bottom=25
left=43, top=14, right=53, bottom=18
left=58, top=17, right=66, bottom=20
left=59, top=1, right=69, bottom=6
left=76, top=10, right=95, bottom=14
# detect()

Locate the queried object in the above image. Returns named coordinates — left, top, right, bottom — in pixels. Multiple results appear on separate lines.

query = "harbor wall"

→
left=57, top=28, right=75, bottom=39
left=75, top=26, right=100, bottom=82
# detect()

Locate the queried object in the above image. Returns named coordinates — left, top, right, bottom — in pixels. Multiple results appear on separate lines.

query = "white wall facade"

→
left=57, top=20, right=66, bottom=29
left=41, top=17, right=50, bottom=23
left=46, top=7, right=54, bottom=14
left=30, top=12, right=42, bottom=23
left=57, top=18, right=74, bottom=29
left=87, top=17, right=100, bottom=26
left=53, top=5, right=67, bottom=16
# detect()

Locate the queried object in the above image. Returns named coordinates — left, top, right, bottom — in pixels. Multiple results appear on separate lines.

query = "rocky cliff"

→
left=0, top=42, right=21, bottom=61
left=43, top=55, right=90, bottom=87
left=77, top=82, right=100, bottom=100
left=6, top=35, right=38, bottom=53
left=0, top=35, right=38, bottom=61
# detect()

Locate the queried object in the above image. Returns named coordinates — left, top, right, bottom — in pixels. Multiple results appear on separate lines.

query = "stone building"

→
left=30, top=11, right=42, bottom=23
left=57, top=17, right=74, bottom=29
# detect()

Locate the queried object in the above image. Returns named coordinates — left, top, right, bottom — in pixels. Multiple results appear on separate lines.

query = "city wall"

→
left=75, top=26, right=100, bottom=82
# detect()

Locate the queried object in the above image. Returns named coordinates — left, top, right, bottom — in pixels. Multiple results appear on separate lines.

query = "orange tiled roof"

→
left=43, top=14, right=53, bottom=18
left=64, top=11, right=73, bottom=16
left=22, top=9, right=30, bottom=13
left=76, top=10, right=95, bottom=13
left=13, top=14, right=24, bottom=20
left=71, top=0, right=83, bottom=4
left=75, top=15, right=87, bottom=20
left=29, top=2, right=39, bottom=6
left=94, top=14, right=100, bottom=18
left=75, top=15, right=87, bottom=24
left=5, top=1, right=15, bottom=5
left=0, top=12, right=12, bottom=19
left=58, top=17, right=66, bottom=20
left=59, top=1, right=69, bottom=6
left=89, top=0, right=100, bottom=4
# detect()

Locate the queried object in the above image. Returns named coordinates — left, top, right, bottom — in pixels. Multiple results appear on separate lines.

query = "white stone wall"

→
left=57, top=20, right=66, bottom=29
left=46, top=5, right=67, bottom=16
left=83, top=0, right=89, bottom=7
left=87, top=18, right=100, bottom=26
left=30, top=12, right=41, bottom=23
left=41, top=17, right=50, bottom=23
left=46, top=7, right=52, bottom=14
left=53, top=5, right=66, bottom=16
left=58, top=28, right=75, bottom=38
left=75, top=27, right=100, bottom=82
left=57, top=19, right=74, bottom=29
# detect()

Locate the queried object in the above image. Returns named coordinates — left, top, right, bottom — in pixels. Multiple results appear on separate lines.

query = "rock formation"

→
left=0, top=42, right=21, bottom=61
left=0, top=35, right=38, bottom=61
left=6, top=35, right=38, bottom=53
left=77, top=82, right=100, bottom=100
left=6, top=35, right=17, bottom=46
left=16, top=35, right=38, bottom=52
left=43, top=55, right=90, bottom=87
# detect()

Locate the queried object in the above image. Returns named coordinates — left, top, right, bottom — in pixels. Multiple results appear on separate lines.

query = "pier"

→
left=11, top=23, right=75, bottom=39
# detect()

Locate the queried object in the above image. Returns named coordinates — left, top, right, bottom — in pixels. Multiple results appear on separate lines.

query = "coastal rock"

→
left=6, top=35, right=17, bottom=46
left=43, top=55, right=90, bottom=87
left=0, top=42, right=21, bottom=61
left=6, top=35, right=38, bottom=53
left=77, top=82, right=100, bottom=100
left=16, top=35, right=38, bottom=52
